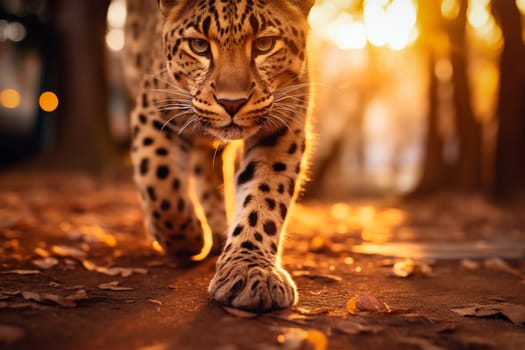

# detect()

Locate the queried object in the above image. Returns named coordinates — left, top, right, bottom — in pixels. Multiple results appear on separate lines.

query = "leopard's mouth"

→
left=205, top=121, right=260, bottom=140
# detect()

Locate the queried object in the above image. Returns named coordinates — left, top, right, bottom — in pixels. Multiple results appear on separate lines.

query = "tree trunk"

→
left=409, top=0, right=449, bottom=196
left=447, top=0, right=482, bottom=191
left=46, top=0, right=119, bottom=172
left=492, top=0, right=525, bottom=201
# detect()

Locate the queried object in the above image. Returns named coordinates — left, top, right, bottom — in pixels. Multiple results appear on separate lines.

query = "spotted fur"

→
left=124, top=0, right=314, bottom=311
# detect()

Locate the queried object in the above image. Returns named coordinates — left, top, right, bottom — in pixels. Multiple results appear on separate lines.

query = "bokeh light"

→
left=39, top=91, right=59, bottom=112
left=0, top=88, right=21, bottom=109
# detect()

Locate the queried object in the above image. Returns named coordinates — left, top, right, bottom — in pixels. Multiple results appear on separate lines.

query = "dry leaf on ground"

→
left=33, top=257, right=59, bottom=269
left=223, top=306, right=258, bottom=318
left=483, top=258, right=522, bottom=277
left=276, top=328, right=327, bottom=350
left=451, top=303, right=525, bottom=326
left=81, top=259, right=148, bottom=277
left=3, top=269, right=40, bottom=275
left=98, top=281, right=133, bottom=291
left=392, top=259, right=433, bottom=278
left=20, top=290, right=88, bottom=308
left=0, top=324, right=25, bottom=344
left=51, top=245, right=87, bottom=259
left=292, top=270, right=342, bottom=282
left=460, top=259, right=480, bottom=270
left=332, top=319, right=382, bottom=335
left=347, top=294, right=391, bottom=314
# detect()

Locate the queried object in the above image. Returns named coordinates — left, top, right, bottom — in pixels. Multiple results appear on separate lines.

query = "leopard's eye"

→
left=253, top=36, right=276, bottom=55
left=189, top=38, right=210, bottom=56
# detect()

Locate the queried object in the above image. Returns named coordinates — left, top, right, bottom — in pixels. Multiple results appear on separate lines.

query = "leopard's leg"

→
left=131, top=106, right=204, bottom=259
left=191, top=143, right=228, bottom=253
left=208, top=125, right=306, bottom=311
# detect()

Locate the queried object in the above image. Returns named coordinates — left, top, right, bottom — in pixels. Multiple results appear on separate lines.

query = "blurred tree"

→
left=447, top=0, right=482, bottom=191
left=412, top=0, right=482, bottom=196
left=492, top=0, right=525, bottom=202
left=44, top=0, right=119, bottom=172
left=410, top=0, right=448, bottom=195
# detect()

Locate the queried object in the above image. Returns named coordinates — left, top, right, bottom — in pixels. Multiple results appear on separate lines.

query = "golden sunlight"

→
left=310, top=0, right=418, bottom=51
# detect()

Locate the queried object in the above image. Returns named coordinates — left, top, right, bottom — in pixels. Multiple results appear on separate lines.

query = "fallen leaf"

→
left=460, top=259, right=480, bottom=270
left=33, top=257, right=59, bottom=269
left=81, top=260, right=148, bottom=277
left=0, top=324, right=25, bottom=344
left=65, top=289, right=89, bottom=302
left=20, top=290, right=87, bottom=308
left=392, top=259, right=432, bottom=278
left=483, top=258, right=522, bottom=277
left=451, top=303, right=525, bottom=326
left=292, top=270, right=342, bottom=282
left=276, top=328, right=327, bottom=350
left=347, top=294, right=391, bottom=314
left=34, top=247, right=50, bottom=258
left=292, top=306, right=334, bottom=316
left=3, top=269, right=40, bottom=275
left=98, top=281, right=133, bottom=291
left=51, top=245, right=87, bottom=258
left=332, top=319, right=382, bottom=335
left=149, top=299, right=163, bottom=306
left=223, top=306, right=258, bottom=318
left=97, top=266, right=147, bottom=277
left=0, top=301, right=48, bottom=310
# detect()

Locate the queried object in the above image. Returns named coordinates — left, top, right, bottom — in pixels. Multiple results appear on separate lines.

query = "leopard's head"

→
left=158, top=0, right=314, bottom=140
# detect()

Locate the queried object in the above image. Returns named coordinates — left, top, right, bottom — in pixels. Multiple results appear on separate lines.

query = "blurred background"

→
left=1, top=0, right=524, bottom=203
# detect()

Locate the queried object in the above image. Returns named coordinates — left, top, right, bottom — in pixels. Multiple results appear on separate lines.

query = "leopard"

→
left=124, top=0, right=315, bottom=311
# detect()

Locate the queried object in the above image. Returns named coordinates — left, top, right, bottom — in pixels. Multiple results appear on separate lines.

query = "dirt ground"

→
left=1, top=172, right=524, bottom=350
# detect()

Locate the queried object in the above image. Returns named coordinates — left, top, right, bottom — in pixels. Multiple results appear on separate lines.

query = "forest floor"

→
left=0, top=172, right=524, bottom=350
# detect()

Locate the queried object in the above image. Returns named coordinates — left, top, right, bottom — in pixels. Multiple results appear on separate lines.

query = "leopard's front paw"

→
left=208, top=258, right=297, bottom=311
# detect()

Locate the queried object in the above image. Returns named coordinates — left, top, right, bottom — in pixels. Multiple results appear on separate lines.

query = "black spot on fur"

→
left=161, top=199, right=171, bottom=211
left=263, top=221, right=277, bottom=236
left=241, top=241, right=256, bottom=250
left=157, top=165, right=170, bottom=179
left=237, top=161, right=256, bottom=185
left=265, top=198, right=276, bottom=210
left=278, top=183, right=285, bottom=194
left=254, top=232, right=263, bottom=242
left=248, top=211, right=258, bottom=227
left=273, top=162, right=286, bottom=172
left=270, top=242, right=278, bottom=253
left=259, top=183, right=270, bottom=192
left=202, top=16, right=211, bottom=36
left=194, top=165, right=202, bottom=175
left=146, top=186, right=157, bottom=201
left=233, top=225, right=244, bottom=236
left=258, top=128, right=287, bottom=147
left=172, top=178, right=180, bottom=190
left=156, top=148, right=168, bottom=156
left=288, top=178, right=295, bottom=196
left=243, top=194, right=253, bottom=207
left=177, top=198, right=185, bottom=212
left=143, top=137, right=154, bottom=146
left=279, top=203, right=287, bottom=219
left=139, top=114, right=147, bottom=124
left=287, top=143, right=297, bottom=154
left=249, top=13, right=259, bottom=33
left=139, top=158, right=149, bottom=175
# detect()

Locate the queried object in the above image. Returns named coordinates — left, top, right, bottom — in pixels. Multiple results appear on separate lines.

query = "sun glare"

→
left=310, top=0, right=418, bottom=51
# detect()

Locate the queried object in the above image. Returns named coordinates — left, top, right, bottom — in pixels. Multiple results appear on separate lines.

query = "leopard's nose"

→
left=217, top=98, right=247, bottom=117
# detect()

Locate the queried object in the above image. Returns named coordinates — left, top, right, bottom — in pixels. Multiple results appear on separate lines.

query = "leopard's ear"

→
left=290, top=0, right=315, bottom=17
left=157, top=0, right=178, bottom=16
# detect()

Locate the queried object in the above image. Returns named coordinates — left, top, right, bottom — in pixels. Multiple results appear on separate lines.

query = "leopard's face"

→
left=161, top=0, right=311, bottom=140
